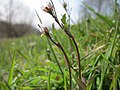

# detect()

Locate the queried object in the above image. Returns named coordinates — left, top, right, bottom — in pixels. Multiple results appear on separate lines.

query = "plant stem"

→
left=71, top=36, right=81, bottom=79
left=47, top=38, right=64, bottom=76
left=60, top=44, right=72, bottom=90
left=48, top=36, right=72, bottom=90
left=54, top=15, right=81, bottom=79
left=55, top=17, right=81, bottom=78
left=64, top=30, right=81, bottom=79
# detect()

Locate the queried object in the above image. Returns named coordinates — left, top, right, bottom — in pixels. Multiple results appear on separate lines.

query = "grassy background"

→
left=0, top=5, right=120, bottom=90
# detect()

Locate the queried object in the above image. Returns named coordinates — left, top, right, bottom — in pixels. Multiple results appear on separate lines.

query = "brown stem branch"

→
left=71, top=36, right=81, bottom=79
left=64, top=30, right=81, bottom=79
left=48, top=36, right=72, bottom=90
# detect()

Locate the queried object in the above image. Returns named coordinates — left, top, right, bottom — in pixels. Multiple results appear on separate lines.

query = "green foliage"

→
left=0, top=2, right=120, bottom=90
left=61, top=14, right=67, bottom=25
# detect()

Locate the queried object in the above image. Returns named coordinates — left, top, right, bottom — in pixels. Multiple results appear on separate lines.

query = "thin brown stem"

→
left=69, top=37, right=75, bottom=64
left=48, top=36, right=72, bottom=90
left=53, top=11, right=81, bottom=79
left=60, top=44, right=72, bottom=90
left=52, top=15, right=63, bottom=28
left=71, top=36, right=81, bottom=79
left=47, top=38, right=64, bottom=76
left=64, top=30, right=81, bottom=79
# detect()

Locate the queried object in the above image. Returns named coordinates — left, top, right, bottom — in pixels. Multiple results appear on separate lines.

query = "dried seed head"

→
left=43, top=27, right=49, bottom=36
left=42, top=1, right=62, bottom=28
left=38, top=24, right=50, bottom=37
left=63, top=2, right=67, bottom=9
left=43, top=3, right=53, bottom=14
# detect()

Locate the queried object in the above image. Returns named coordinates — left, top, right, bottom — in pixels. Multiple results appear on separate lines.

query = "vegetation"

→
left=0, top=0, right=120, bottom=90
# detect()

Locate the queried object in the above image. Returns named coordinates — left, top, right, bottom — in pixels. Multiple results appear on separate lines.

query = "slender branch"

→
left=52, top=15, right=63, bottom=28
left=71, top=36, right=81, bottom=79
left=48, top=35, right=72, bottom=90
left=60, top=44, right=72, bottom=90
left=64, top=30, right=81, bottom=79
left=50, top=1, right=81, bottom=79
left=47, top=38, right=64, bottom=76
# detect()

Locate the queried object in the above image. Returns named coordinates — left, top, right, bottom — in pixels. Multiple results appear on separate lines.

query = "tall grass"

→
left=0, top=0, right=120, bottom=90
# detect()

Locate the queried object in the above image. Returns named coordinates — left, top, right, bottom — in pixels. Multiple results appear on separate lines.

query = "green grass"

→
left=0, top=4, right=120, bottom=90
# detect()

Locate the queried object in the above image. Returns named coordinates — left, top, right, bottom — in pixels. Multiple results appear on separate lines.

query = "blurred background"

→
left=0, top=1, right=120, bottom=89
left=0, top=0, right=119, bottom=38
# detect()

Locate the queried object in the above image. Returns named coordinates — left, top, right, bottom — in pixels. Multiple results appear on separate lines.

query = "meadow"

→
left=0, top=1, right=120, bottom=90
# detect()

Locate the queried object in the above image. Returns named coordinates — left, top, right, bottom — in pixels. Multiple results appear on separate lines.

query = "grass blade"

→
left=64, top=71, right=67, bottom=90
left=72, top=72, right=86, bottom=90
left=101, top=54, right=115, bottom=69
left=83, top=2, right=113, bottom=27
left=110, top=65, right=120, bottom=90
left=17, top=49, right=30, bottom=60
left=8, top=51, right=16, bottom=85
left=47, top=68, right=51, bottom=90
